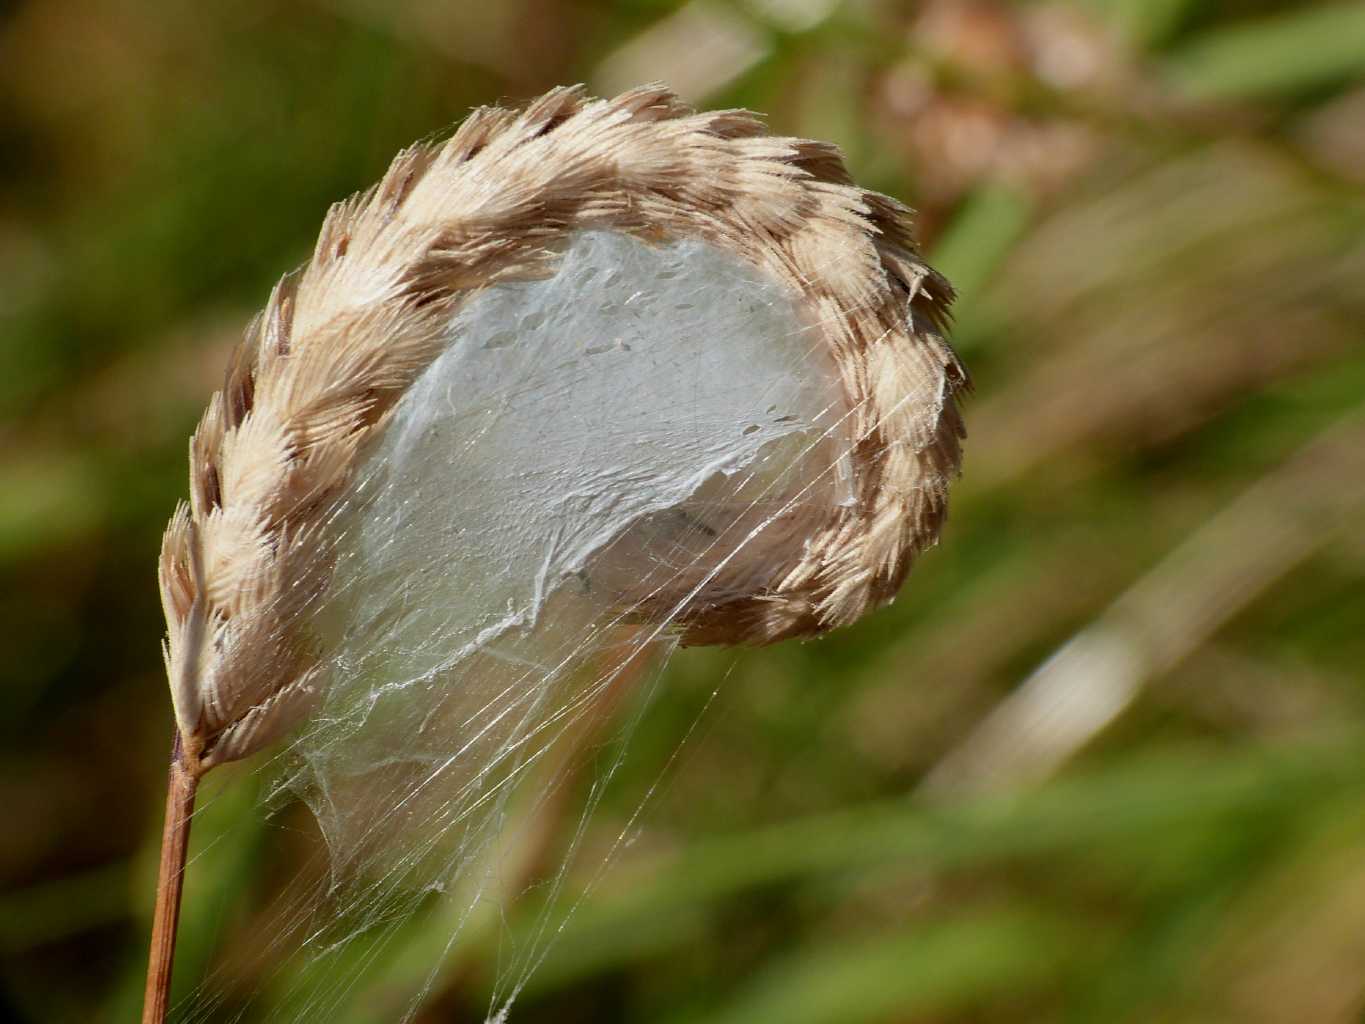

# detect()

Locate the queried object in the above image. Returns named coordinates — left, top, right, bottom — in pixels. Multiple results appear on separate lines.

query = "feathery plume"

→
left=158, top=84, right=965, bottom=776
left=145, top=84, right=965, bottom=1024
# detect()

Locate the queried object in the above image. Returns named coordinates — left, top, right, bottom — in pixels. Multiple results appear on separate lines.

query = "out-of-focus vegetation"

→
left=2, top=1, right=1364, bottom=1021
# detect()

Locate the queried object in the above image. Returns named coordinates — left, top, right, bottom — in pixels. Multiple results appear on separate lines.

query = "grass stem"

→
left=142, top=733, right=198, bottom=1024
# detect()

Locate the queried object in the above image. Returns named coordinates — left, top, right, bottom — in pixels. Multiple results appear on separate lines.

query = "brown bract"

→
left=157, top=84, right=967, bottom=777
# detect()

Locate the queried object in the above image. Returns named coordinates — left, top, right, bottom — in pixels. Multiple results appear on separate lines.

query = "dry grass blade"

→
left=924, top=408, right=1365, bottom=797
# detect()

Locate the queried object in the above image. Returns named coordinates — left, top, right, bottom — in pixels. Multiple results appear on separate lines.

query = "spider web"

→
left=177, top=229, right=869, bottom=1023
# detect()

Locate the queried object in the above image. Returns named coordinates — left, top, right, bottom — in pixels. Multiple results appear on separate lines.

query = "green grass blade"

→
left=1167, top=3, right=1365, bottom=100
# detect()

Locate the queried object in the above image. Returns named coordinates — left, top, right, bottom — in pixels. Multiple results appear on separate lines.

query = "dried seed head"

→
left=158, top=84, right=967, bottom=777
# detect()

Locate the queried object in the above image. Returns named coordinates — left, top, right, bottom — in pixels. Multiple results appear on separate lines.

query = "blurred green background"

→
left=3, top=0, right=1365, bottom=1021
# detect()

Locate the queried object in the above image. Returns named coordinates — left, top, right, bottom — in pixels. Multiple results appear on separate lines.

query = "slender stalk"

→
left=142, top=733, right=198, bottom=1024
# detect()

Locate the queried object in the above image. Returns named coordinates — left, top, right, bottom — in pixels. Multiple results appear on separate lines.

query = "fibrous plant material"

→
left=146, top=84, right=965, bottom=1023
